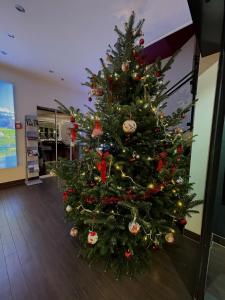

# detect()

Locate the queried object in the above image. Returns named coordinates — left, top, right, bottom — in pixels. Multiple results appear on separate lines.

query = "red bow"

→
left=97, top=151, right=109, bottom=183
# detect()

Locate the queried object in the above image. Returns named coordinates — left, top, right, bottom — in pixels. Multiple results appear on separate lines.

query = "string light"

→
left=115, top=164, right=121, bottom=170
left=177, top=200, right=183, bottom=207
left=148, top=183, right=155, bottom=189
left=147, top=157, right=152, bottom=161
left=143, top=236, right=148, bottom=241
left=172, top=189, right=177, bottom=193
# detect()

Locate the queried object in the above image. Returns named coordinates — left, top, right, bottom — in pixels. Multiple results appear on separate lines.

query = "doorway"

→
left=37, top=106, right=76, bottom=176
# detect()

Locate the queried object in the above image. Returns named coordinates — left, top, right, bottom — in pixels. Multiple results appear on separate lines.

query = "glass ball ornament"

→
left=66, top=205, right=72, bottom=213
left=128, top=220, right=141, bottom=235
left=122, top=120, right=137, bottom=134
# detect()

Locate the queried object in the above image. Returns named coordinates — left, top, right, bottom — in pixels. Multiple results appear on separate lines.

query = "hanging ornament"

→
left=70, top=123, right=78, bottom=144
left=179, top=218, right=187, bottom=226
left=128, top=220, right=141, bottom=235
left=96, top=151, right=110, bottom=183
left=90, top=87, right=104, bottom=97
left=176, top=176, right=184, bottom=184
left=139, top=38, right=145, bottom=45
left=124, top=249, right=133, bottom=259
left=70, top=227, right=78, bottom=237
left=66, top=205, right=72, bottom=213
left=165, top=232, right=175, bottom=243
left=88, top=231, right=98, bottom=245
left=121, top=61, right=130, bottom=72
left=92, top=118, right=103, bottom=138
left=122, top=119, right=137, bottom=134
left=63, top=191, right=68, bottom=202
left=155, top=71, right=161, bottom=78
left=132, top=72, right=141, bottom=81
left=177, top=144, right=183, bottom=155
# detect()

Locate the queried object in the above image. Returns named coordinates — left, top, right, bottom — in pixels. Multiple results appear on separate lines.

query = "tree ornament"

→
left=128, top=220, right=141, bottom=235
left=165, top=232, right=175, bottom=243
left=139, top=38, right=144, bottom=45
left=155, top=71, right=161, bottom=78
left=70, top=227, right=78, bottom=237
left=179, top=218, right=187, bottom=226
left=66, top=205, right=72, bottom=213
left=92, top=118, right=103, bottom=138
left=176, top=176, right=184, bottom=184
left=132, top=72, right=141, bottom=81
left=123, top=120, right=137, bottom=134
left=91, top=87, right=104, bottom=97
left=88, top=231, right=98, bottom=245
left=124, top=249, right=133, bottom=259
left=121, top=61, right=130, bottom=72
left=177, top=144, right=183, bottom=154
left=63, top=191, right=68, bottom=202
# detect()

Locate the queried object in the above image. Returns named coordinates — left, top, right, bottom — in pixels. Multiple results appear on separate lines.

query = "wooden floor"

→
left=0, top=178, right=199, bottom=300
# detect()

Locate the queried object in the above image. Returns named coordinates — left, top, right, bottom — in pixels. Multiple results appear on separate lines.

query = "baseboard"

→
left=184, top=229, right=201, bottom=242
left=213, top=234, right=225, bottom=247
left=0, top=179, right=25, bottom=189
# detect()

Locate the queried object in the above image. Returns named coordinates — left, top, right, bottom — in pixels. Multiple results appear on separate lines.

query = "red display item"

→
left=70, top=116, right=75, bottom=123
left=125, top=249, right=133, bottom=259
left=155, top=71, right=161, bottom=78
left=139, top=38, right=145, bottom=45
left=91, top=119, right=103, bottom=138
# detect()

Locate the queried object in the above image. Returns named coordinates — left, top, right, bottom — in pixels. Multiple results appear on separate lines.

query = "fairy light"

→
left=148, top=183, right=155, bottom=189
left=115, top=164, right=121, bottom=170
left=81, top=172, right=86, bottom=176
left=177, top=200, right=183, bottom=207
left=143, top=236, right=148, bottom=241
left=172, top=189, right=177, bottom=193
left=122, top=149, right=126, bottom=153
left=147, top=157, right=152, bottom=161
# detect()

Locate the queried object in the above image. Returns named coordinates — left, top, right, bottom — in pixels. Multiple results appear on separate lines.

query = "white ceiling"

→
left=0, top=0, right=192, bottom=93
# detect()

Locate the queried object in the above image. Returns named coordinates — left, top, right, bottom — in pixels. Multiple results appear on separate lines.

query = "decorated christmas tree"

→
left=53, top=12, right=201, bottom=278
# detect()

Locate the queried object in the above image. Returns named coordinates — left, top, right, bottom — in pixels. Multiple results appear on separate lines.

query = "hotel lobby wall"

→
left=0, top=64, right=85, bottom=183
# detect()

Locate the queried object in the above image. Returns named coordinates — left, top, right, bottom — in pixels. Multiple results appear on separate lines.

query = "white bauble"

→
left=122, top=120, right=137, bottom=134
left=128, top=221, right=141, bottom=235
left=66, top=205, right=73, bottom=213
left=88, top=231, right=98, bottom=245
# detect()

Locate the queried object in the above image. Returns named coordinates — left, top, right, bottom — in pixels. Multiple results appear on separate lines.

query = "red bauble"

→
left=139, top=38, right=144, bottom=45
left=155, top=71, right=161, bottom=78
left=179, top=219, right=187, bottom=226
left=124, top=250, right=133, bottom=259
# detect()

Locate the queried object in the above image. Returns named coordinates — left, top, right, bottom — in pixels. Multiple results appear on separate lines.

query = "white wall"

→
left=0, top=64, right=85, bottom=183
left=186, top=55, right=219, bottom=234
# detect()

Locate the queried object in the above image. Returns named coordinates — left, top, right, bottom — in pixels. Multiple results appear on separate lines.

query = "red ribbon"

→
left=71, top=123, right=78, bottom=142
left=97, top=151, right=109, bottom=183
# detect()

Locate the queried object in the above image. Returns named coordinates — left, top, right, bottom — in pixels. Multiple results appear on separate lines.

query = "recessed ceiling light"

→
left=49, top=69, right=54, bottom=73
left=8, top=33, right=15, bottom=39
left=1, top=50, right=7, bottom=55
left=15, top=4, right=26, bottom=13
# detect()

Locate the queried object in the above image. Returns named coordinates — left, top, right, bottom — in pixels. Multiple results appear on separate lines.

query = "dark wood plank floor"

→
left=0, top=178, right=199, bottom=300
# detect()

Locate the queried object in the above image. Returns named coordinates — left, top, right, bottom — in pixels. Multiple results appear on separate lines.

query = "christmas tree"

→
left=53, top=12, right=201, bottom=278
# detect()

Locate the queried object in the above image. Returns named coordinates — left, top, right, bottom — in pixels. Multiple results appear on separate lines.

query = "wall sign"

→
left=0, top=80, right=17, bottom=169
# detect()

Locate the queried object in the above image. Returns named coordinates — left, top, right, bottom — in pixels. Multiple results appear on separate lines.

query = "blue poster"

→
left=0, top=80, right=17, bottom=169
